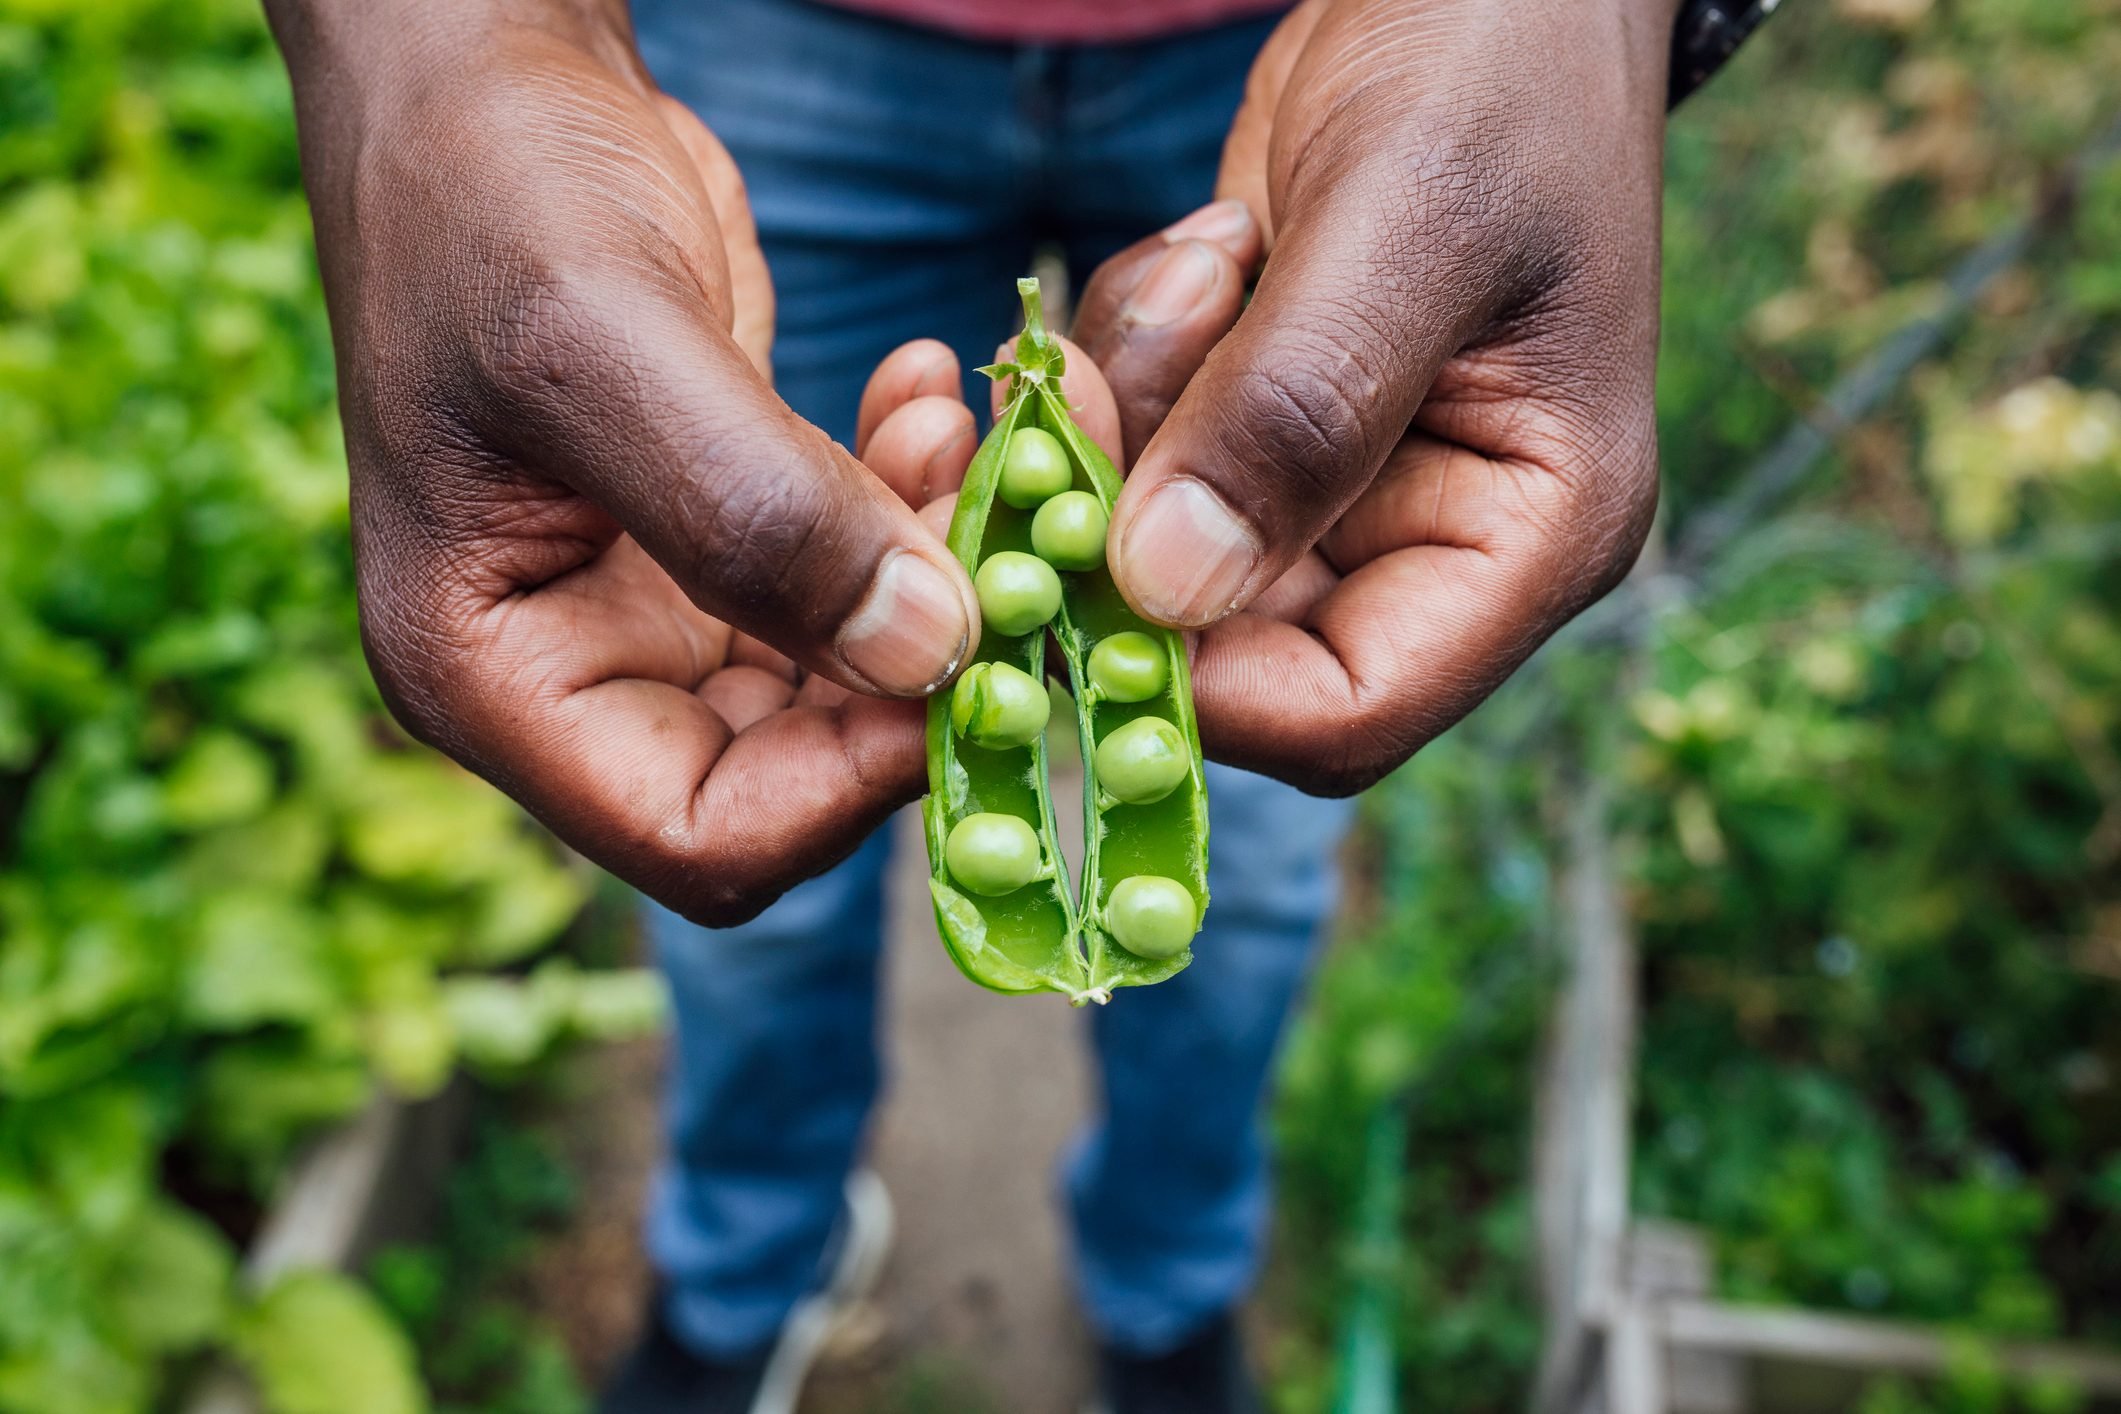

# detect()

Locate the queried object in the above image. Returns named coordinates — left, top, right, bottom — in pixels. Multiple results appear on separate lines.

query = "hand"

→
left=266, top=0, right=979, bottom=922
left=1076, top=0, right=1674, bottom=793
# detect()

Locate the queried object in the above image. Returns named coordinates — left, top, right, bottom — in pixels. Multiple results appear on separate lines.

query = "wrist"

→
left=1601, top=0, right=1691, bottom=89
left=264, top=0, right=641, bottom=97
left=1515, top=0, right=1682, bottom=121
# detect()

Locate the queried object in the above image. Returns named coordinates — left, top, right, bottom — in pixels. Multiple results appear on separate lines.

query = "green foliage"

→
left=0, top=2, right=660, bottom=1408
left=1267, top=723, right=1552, bottom=1411
left=368, top=1111, right=590, bottom=1414
left=1856, top=1337, right=2091, bottom=1414
left=234, top=1272, right=428, bottom=1414
left=1272, top=0, right=2121, bottom=1404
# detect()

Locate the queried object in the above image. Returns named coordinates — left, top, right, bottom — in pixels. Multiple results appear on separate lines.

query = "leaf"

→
left=360, top=990, right=455, bottom=1100
left=339, top=757, right=518, bottom=889
left=459, top=845, right=586, bottom=966
left=199, top=1042, right=372, bottom=1169
left=99, top=1200, right=232, bottom=1353
left=181, top=890, right=334, bottom=1031
left=235, top=1271, right=428, bottom=1414
left=0, top=1328, right=151, bottom=1414
left=441, top=976, right=562, bottom=1074
left=181, top=799, right=331, bottom=893
left=160, top=729, right=276, bottom=830
left=231, top=662, right=371, bottom=787
left=564, top=968, right=668, bottom=1041
left=2, top=1083, right=160, bottom=1234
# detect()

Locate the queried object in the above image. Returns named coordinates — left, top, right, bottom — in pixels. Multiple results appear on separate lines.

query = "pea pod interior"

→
left=922, top=278, right=1210, bottom=1004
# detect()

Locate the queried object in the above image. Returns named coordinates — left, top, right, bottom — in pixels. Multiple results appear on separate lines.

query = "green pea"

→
left=1029, top=490, right=1108, bottom=572
left=1105, top=876, right=1199, bottom=959
left=1087, top=631, right=1168, bottom=704
left=975, top=551, right=1062, bottom=637
left=998, top=426, right=1073, bottom=509
left=950, top=661, right=1050, bottom=749
left=1093, top=716, right=1190, bottom=805
left=945, top=812, right=1044, bottom=896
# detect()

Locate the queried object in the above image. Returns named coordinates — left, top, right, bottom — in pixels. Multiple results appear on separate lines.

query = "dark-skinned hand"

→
left=1075, top=0, right=1673, bottom=793
left=266, top=0, right=984, bottom=923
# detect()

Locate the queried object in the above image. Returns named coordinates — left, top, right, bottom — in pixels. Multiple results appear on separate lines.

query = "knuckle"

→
left=1549, top=408, right=1660, bottom=606
left=470, top=256, right=620, bottom=409
left=1295, top=753, right=1395, bottom=799
left=1220, top=341, right=1383, bottom=496
left=356, top=598, right=456, bottom=754
left=677, top=461, right=846, bottom=623
left=674, top=875, right=773, bottom=929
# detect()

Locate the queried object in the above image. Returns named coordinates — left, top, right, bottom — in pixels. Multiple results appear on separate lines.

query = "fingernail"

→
left=1116, top=477, right=1262, bottom=625
left=1123, top=241, right=1218, bottom=328
left=1162, top=198, right=1253, bottom=252
left=838, top=550, right=971, bottom=695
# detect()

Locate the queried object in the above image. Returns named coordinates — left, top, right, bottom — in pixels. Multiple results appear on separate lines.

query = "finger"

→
left=1072, top=203, right=1261, bottom=466
left=1317, top=433, right=1532, bottom=572
left=698, top=663, right=798, bottom=734
left=796, top=672, right=856, bottom=708
left=988, top=334, right=1123, bottom=467
left=918, top=491, right=957, bottom=542
left=858, top=339, right=962, bottom=457
left=372, top=538, right=926, bottom=927
left=1245, top=550, right=1338, bottom=625
left=1189, top=433, right=1656, bottom=793
left=863, top=395, right=979, bottom=506
left=1215, top=0, right=1325, bottom=249
left=728, top=631, right=799, bottom=682
left=1104, top=171, right=1515, bottom=629
left=464, top=254, right=978, bottom=698
left=1190, top=544, right=1558, bottom=796
left=655, top=96, right=774, bottom=377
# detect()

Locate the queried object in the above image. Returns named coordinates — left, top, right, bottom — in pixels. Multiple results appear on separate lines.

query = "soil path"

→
left=807, top=805, right=1096, bottom=1412
left=534, top=804, right=1096, bottom=1413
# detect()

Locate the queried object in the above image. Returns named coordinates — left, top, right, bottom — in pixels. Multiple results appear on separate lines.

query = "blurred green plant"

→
left=0, top=2, right=661, bottom=1410
left=1265, top=723, right=1552, bottom=1411
left=369, top=1113, right=591, bottom=1414
left=1625, top=365, right=2121, bottom=1342
left=1268, top=0, right=2121, bottom=1407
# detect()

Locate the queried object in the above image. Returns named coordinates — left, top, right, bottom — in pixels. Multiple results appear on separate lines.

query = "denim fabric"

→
left=633, top=0, right=1349, bottom=1359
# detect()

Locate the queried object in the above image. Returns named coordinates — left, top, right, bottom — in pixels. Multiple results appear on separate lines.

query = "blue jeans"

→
left=634, top=0, right=1349, bottom=1360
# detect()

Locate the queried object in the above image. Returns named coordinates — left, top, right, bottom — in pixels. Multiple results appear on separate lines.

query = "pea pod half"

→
left=923, top=278, right=1210, bottom=1004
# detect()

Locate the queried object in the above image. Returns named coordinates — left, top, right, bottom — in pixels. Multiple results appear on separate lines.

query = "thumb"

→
left=1104, top=177, right=1506, bottom=628
left=466, top=250, right=978, bottom=698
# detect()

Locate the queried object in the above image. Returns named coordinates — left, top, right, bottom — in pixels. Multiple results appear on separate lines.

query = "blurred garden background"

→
left=3, top=0, right=2119, bottom=1411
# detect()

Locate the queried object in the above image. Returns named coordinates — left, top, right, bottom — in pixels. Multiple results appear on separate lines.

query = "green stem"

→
left=1017, top=277, right=1048, bottom=350
left=1013, top=277, right=1065, bottom=386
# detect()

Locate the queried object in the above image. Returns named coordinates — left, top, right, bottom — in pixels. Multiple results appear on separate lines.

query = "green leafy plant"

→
left=1267, top=0, right=2121, bottom=1406
left=369, top=1113, right=590, bottom=1414
left=0, top=3, right=660, bottom=1409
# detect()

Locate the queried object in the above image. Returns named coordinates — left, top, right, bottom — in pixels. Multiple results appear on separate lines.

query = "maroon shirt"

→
left=821, top=0, right=1290, bottom=43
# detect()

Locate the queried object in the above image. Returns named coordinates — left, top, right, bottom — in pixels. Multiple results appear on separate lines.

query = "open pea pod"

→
left=923, top=278, right=1210, bottom=1004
